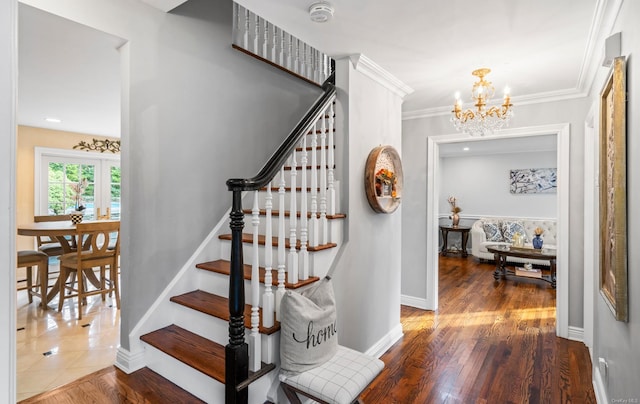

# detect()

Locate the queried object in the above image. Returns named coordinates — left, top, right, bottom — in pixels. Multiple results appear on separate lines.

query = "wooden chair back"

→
left=71, top=220, right=121, bottom=266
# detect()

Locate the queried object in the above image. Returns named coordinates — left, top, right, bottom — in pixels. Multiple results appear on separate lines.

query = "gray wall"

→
left=439, top=150, right=558, bottom=218
left=331, top=57, right=403, bottom=352
left=23, top=0, right=322, bottom=350
left=591, top=0, right=640, bottom=399
left=401, top=97, right=590, bottom=327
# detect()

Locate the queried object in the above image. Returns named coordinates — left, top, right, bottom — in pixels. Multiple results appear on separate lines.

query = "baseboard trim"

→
left=567, top=326, right=584, bottom=342
left=365, top=323, right=403, bottom=359
left=400, top=294, right=430, bottom=310
left=593, top=365, right=608, bottom=404
left=114, top=346, right=146, bottom=374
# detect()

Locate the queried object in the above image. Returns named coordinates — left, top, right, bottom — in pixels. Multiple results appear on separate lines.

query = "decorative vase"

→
left=451, top=213, right=460, bottom=227
left=70, top=211, right=84, bottom=224
left=533, top=234, right=543, bottom=249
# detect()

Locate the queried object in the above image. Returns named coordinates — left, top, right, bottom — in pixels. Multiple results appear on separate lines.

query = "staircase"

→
left=138, top=72, right=341, bottom=403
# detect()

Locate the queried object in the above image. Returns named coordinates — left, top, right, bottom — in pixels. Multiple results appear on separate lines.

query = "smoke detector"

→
left=309, top=2, right=334, bottom=23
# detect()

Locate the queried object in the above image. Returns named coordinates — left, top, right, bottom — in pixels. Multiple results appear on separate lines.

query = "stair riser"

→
left=219, top=241, right=338, bottom=280
left=172, top=302, right=230, bottom=346
left=143, top=343, right=224, bottom=403
left=198, top=264, right=303, bottom=306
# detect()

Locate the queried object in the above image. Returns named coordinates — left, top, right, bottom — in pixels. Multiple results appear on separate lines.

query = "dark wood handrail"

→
left=225, top=65, right=335, bottom=404
left=226, top=71, right=336, bottom=192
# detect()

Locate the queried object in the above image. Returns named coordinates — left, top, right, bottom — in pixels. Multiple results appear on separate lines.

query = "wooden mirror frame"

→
left=364, top=145, right=403, bottom=213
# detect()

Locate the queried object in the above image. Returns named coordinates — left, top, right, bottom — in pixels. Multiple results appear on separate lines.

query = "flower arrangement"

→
left=376, top=168, right=396, bottom=185
left=71, top=178, right=88, bottom=211
left=534, top=227, right=544, bottom=236
left=448, top=196, right=462, bottom=214
left=375, top=168, right=397, bottom=197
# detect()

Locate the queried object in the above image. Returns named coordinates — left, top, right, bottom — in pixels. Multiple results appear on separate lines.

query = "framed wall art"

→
left=599, top=55, right=628, bottom=322
left=509, top=168, right=557, bottom=194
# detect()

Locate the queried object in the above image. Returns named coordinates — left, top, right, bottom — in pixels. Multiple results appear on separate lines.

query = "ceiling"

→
left=18, top=0, right=605, bottom=138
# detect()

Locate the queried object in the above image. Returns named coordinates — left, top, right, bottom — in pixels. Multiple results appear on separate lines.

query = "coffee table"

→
left=486, top=245, right=557, bottom=288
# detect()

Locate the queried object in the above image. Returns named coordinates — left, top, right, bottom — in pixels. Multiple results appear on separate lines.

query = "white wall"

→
left=20, top=0, right=323, bottom=351
left=590, top=0, right=640, bottom=400
left=439, top=150, right=557, bottom=218
left=401, top=96, right=590, bottom=326
left=331, top=56, right=404, bottom=353
left=1, top=0, right=17, bottom=402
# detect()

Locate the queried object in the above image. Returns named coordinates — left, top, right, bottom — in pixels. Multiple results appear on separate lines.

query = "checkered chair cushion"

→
left=280, top=345, right=384, bottom=404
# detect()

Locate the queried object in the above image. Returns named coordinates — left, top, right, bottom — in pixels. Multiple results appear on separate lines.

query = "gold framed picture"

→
left=599, top=56, right=628, bottom=322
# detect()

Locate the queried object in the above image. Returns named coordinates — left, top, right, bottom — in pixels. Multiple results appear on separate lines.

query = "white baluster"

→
left=232, top=3, right=241, bottom=46
left=252, top=14, right=260, bottom=55
left=249, top=191, right=261, bottom=372
left=296, top=39, right=303, bottom=76
left=299, top=137, right=309, bottom=280
left=288, top=152, right=299, bottom=284
left=265, top=21, right=273, bottom=62
left=259, top=18, right=267, bottom=59
left=276, top=27, right=284, bottom=66
left=242, top=8, right=250, bottom=50
left=284, top=33, right=292, bottom=71
left=309, top=121, right=319, bottom=248
left=305, top=44, right=313, bottom=81
left=275, top=168, right=286, bottom=321
left=327, top=102, right=336, bottom=216
left=262, top=181, right=274, bottom=328
left=319, top=114, right=328, bottom=245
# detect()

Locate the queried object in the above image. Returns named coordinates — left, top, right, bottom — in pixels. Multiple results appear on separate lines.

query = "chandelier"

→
left=451, top=68, right=514, bottom=136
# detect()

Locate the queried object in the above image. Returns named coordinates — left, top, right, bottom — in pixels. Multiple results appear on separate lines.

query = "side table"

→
left=439, top=225, right=471, bottom=257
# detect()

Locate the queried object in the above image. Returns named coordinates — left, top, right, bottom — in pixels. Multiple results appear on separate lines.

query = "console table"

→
left=439, top=225, right=471, bottom=257
left=487, top=245, right=557, bottom=288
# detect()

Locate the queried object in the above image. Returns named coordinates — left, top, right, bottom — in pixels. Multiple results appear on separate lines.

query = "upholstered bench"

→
left=279, top=277, right=384, bottom=404
left=280, top=345, right=384, bottom=404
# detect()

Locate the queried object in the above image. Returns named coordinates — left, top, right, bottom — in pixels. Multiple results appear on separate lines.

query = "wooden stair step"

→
left=196, top=259, right=319, bottom=290
left=295, top=144, right=334, bottom=152
left=140, top=324, right=225, bottom=382
left=284, top=165, right=335, bottom=171
left=170, top=290, right=280, bottom=335
left=243, top=208, right=346, bottom=220
left=218, top=233, right=337, bottom=251
left=140, top=325, right=275, bottom=385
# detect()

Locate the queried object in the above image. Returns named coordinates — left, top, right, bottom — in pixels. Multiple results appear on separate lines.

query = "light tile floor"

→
left=16, top=262, right=120, bottom=401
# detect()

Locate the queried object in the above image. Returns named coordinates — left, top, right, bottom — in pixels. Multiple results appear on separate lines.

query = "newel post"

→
left=226, top=189, right=248, bottom=404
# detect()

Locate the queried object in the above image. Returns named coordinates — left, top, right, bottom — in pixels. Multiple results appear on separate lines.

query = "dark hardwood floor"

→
left=20, top=256, right=595, bottom=403
left=361, top=256, right=596, bottom=403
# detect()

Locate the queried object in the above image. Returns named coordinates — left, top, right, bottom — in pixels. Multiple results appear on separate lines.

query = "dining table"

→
left=17, top=219, right=119, bottom=306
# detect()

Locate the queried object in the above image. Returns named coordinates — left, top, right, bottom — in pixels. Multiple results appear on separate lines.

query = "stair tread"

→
left=196, top=259, right=319, bottom=289
left=140, top=324, right=226, bottom=383
left=170, top=290, right=280, bottom=335
left=218, top=233, right=337, bottom=251
left=242, top=208, right=346, bottom=220
left=140, top=324, right=276, bottom=385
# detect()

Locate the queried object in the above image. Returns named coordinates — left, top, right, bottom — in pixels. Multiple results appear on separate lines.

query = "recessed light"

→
left=45, top=117, right=62, bottom=123
left=463, top=147, right=470, bottom=151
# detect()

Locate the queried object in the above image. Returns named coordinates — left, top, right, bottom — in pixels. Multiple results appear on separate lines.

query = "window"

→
left=36, top=148, right=121, bottom=221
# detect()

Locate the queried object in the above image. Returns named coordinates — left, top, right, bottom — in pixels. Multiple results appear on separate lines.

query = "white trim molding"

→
left=401, top=294, right=429, bottom=310
left=426, top=123, right=571, bottom=338
left=567, top=326, right=585, bottom=342
left=115, top=347, right=146, bottom=374
left=349, top=54, right=414, bottom=98
left=364, top=323, right=403, bottom=359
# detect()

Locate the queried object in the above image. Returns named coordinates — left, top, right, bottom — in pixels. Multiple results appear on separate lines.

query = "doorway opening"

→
left=425, top=124, right=570, bottom=338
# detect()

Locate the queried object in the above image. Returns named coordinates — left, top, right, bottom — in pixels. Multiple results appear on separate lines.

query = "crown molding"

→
left=349, top=54, right=414, bottom=98
left=402, top=87, right=589, bottom=121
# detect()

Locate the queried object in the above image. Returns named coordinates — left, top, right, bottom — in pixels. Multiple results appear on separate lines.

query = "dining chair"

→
left=57, top=221, right=120, bottom=320
left=17, top=250, right=49, bottom=308
left=34, top=214, right=72, bottom=257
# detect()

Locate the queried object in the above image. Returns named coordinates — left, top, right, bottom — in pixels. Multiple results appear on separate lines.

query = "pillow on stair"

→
left=280, top=277, right=338, bottom=374
left=501, top=220, right=529, bottom=243
left=482, top=221, right=504, bottom=242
